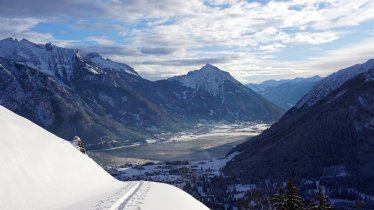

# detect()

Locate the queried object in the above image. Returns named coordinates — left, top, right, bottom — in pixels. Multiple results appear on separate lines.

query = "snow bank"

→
left=139, top=182, right=209, bottom=210
left=0, top=106, right=122, bottom=210
left=0, top=106, right=208, bottom=210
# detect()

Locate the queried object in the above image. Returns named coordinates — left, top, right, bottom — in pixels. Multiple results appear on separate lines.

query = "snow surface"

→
left=297, top=59, right=374, bottom=108
left=0, top=38, right=140, bottom=80
left=0, top=106, right=208, bottom=210
left=169, top=63, right=242, bottom=95
left=0, top=38, right=77, bottom=78
left=87, top=53, right=140, bottom=77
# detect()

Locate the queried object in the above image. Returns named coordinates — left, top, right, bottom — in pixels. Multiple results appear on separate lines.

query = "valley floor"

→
left=105, top=154, right=374, bottom=210
left=90, top=122, right=269, bottom=165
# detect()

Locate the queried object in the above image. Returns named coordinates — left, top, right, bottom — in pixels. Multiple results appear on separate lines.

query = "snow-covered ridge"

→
left=168, top=63, right=242, bottom=95
left=0, top=106, right=208, bottom=210
left=0, top=38, right=78, bottom=78
left=86, top=52, right=139, bottom=76
left=297, top=59, right=374, bottom=108
left=0, top=38, right=140, bottom=80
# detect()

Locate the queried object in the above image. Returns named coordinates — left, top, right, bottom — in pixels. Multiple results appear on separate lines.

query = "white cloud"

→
left=293, top=31, right=340, bottom=45
left=0, top=17, right=40, bottom=32
left=300, top=37, right=374, bottom=73
left=0, top=17, right=57, bottom=44
left=1, top=0, right=374, bottom=83
left=86, top=36, right=114, bottom=46
left=258, top=43, right=286, bottom=53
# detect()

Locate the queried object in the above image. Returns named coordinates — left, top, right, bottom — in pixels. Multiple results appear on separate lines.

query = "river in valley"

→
left=90, top=123, right=269, bottom=166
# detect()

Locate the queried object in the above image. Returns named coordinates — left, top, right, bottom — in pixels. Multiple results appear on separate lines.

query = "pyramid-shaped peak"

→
left=2, top=37, right=17, bottom=42
left=168, top=64, right=244, bottom=95
left=200, top=63, right=221, bottom=71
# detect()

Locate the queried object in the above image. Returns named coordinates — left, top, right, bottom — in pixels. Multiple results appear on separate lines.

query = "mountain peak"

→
left=0, top=37, right=78, bottom=77
left=0, top=37, right=32, bottom=47
left=2, top=37, right=17, bottom=42
left=168, top=65, right=244, bottom=95
left=0, top=38, right=140, bottom=78
left=200, top=63, right=219, bottom=71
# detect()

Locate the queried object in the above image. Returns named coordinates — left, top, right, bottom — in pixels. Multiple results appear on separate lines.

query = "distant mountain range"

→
left=0, top=38, right=283, bottom=150
left=225, top=59, right=374, bottom=196
left=247, top=76, right=322, bottom=110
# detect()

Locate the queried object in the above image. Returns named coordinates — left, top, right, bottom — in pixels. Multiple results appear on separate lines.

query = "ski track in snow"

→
left=93, top=181, right=151, bottom=210
left=0, top=105, right=208, bottom=210
left=121, top=182, right=151, bottom=210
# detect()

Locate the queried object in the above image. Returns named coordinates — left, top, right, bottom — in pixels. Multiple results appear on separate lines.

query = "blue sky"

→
left=0, top=0, right=374, bottom=83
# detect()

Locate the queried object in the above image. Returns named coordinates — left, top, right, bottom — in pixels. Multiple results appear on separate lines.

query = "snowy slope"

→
left=0, top=38, right=80, bottom=78
left=0, top=38, right=140, bottom=81
left=0, top=106, right=208, bottom=210
left=297, top=59, right=374, bottom=108
left=86, top=52, right=139, bottom=77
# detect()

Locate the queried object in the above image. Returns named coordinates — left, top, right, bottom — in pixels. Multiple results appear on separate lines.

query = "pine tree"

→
left=316, top=187, right=333, bottom=210
left=271, top=181, right=304, bottom=210
left=271, top=188, right=286, bottom=210
left=308, top=187, right=333, bottom=210
left=284, top=181, right=304, bottom=210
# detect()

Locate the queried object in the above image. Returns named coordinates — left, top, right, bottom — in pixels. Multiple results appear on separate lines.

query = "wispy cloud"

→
left=0, top=0, right=374, bottom=83
left=86, top=36, right=114, bottom=46
left=74, top=21, right=125, bottom=31
left=0, top=17, right=55, bottom=43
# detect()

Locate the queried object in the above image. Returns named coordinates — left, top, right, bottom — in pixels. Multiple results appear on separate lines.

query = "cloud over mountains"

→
left=1, top=0, right=374, bottom=82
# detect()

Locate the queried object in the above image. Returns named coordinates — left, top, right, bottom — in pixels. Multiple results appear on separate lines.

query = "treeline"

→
left=188, top=176, right=371, bottom=210
left=233, top=181, right=333, bottom=210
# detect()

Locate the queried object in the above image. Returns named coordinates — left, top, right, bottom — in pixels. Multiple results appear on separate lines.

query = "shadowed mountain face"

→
left=225, top=59, right=374, bottom=194
left=0, top=38, right=283, bottom=150
left=168, top=64, right=284, bottom=121
left=247, top=76, right=322, bottom=110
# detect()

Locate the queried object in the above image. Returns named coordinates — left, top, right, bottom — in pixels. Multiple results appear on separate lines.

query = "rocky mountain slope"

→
left=168, top=64, right=284, bottom=121
left=247, top=76, right=322, bottom=110
left=225, top=59, right=374, bottom=195
left=0, top=38, right=178, bottom=149
left=0, top=38, right=283, bottom=150
left=297, top=59, right=374, bottom=108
